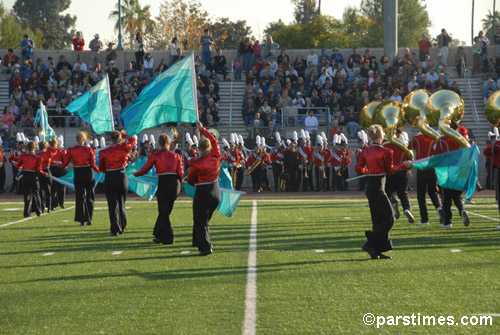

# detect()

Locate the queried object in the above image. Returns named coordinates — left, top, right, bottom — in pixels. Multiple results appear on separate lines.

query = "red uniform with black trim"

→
left=409, top=134, right=435, bottom=159
left=60, top=145, right=99, bottom=170
left=37, top=151, right=54, bottom=169
left=0, top=149, right=7, bottom=166
left=483, top=140, right=500, bottom=166
left=47, top=146, right=66, bottom=166
left=98, top=137, right=137, bottom=172
left=431, top=137, right=461, bottom=155
left=384, top=142, right=410, bottom=164
left=355, top=144, right=406, bottom=175
left=9, top=149, right=23, bottom=167
left=15, top=153, right=48, bottom=176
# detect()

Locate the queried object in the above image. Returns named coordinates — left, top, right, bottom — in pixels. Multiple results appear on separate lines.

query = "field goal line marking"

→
left=242, top=200, right=258, bottom=335
left=0, top=206, right=75, bottom=228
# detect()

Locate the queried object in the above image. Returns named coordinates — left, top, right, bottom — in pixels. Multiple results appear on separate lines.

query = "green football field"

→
left=0, top=196, right=499, bottom=334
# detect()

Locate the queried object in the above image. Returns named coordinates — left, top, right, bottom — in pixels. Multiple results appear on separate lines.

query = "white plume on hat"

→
left=261, top=137, right=266, bottom=148
left=321, top=132, right=327, bottom=144
left=192, top=135, right=198, bottom=146
left=58, top=135, right=64, bottom=148
left=222, top=138, right=230, bottom=148
left=305, top=131, right=311, bottom=141
left=286, top=139, right=291, bottom=146
left=333, top=134, right=339, bottom=145
left=16, top=132, right=22, bottom=142
left=316, top=135, right=323, bottom=146
left=34, top=136, right=40, bottom=146
left=142, top=134, right=149, bottom=143
left=149, top=134, right=156, bottom=147
left=340, top=133, right=348, bottom=144
left=185, top=133, right=194, bottom=146
left=238, top=134, right=244, bottom=146
left=85, top=139, right=90, bottom=147
left=300, top=129, right=306, bottom=139
left=100, top=136, right=106, bottom=148
left=255, top=135, right=261, bottom=147
left=230, top=133, right=236, bottom=144
left=92, top=138, right=99, bottom=148
left=275, top=132, right=282, bottom=145
left=292, top=131, right=298, bottom=142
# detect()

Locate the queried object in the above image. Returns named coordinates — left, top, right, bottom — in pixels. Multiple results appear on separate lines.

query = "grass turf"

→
left=0, top=197, right=499, bottom=334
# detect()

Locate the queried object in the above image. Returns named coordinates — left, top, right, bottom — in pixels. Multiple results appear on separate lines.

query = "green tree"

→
left=12, top=0, right=75, bottom=49
left=263, top=20, right=286, bottom=38
left=358, top=0, right=431, bottom=47
left=292, top=0, right=319, bottom=25
left=109, top=0, right=154, bottom=50
left=481, top=10, right=500, bottom=41
left=208, top=18, right=252, bottom=50
left=340, top=6, right=378, bottom=48
left=151, top=0, right=210, bottom=51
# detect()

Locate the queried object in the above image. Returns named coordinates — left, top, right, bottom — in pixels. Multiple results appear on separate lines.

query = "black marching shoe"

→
left=162, top=240, right=174, bottom=245
left=362, top=245, right=379, bottom=259
left=199, top=248, right=213, bottom=256
left=109, top=232, right=118, bottom=237
left=152, top=238, right=162, bottom=244
left=378, top=253, right=392, bottom=259
left=80, top=222, right=85, bottom=226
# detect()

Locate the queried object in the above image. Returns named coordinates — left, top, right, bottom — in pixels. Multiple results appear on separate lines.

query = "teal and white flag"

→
left=122, top=55, right=198, bottom=136
left=34, top=102, right=56, bottom=141
left=66, top=75, right=114, bottom=134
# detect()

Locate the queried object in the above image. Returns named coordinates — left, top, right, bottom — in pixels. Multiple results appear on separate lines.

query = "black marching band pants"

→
left=251, top=165, right=263, bottom=192
left=74, top=166, right=95, bottom=224
left=272, top=162, right=281, bottom=191
left=192, top=181, right=221, bottom=253
left=442, top=187, right=464, bottom=225
left=50, top=166, right=67, bottom=208
left=385, top=170, right=411, bottom=212
left=364, top=175, right=394, bottom=253
left=104, top=169, right=128, bottom=234
left=416, top=169, right=442, bottom=223
left=22, top=171, right=41, bottom=217
left=39, top=168, right=52, bottom=213
left=154, top=175, right=180, bottom=243
left=235, top=166, right=244, bottom=191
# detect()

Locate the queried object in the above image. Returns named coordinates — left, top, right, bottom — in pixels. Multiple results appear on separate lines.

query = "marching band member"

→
left=296, top=130, right=307, bottom=191
left=225, top=134, right=240, bottom=188
left=48, top=136, right=67, bottom=210
left=37, top=141, right=53, bottom=214
left=321, top=132, right=332, bottom=191
left=283, top=132, right=299, bottom=192
left=484, top=129, right=500, bottom=221
left=355, top=131, right=368, bottom=191
left=303, top=132, right=315, bottom=192
left=16, top=140, right=49, bottom=217
left=432, top=123, right=469, bottom=228
left=186, top=121, right=221, bottom=256
left=9, top=133, right=25, bottom=193
left=0, top=140, right=6, bottom=193
left=270, top=132, right=284, bottom=192
left=59, top=131, right=99, bottom=226
left=384, top=129, right=415, bottom=223
left=330, top=134, right=342, bottom=191
left=409, top=129, right=443, bottom=226
left=260, top=137, right=271, bottom=191
left=355, top=125, right=411, bottom=259
left=339, top=134, right=351, bottom=191
left=235, top=135, right=247, bottom=191
left=134, top=133, right=183, bottom=244
left=247, top=136, right=264, bottom=192
left=313, top=136, right=326, bottom=192
left=98, top=131, right=137, bottom=236
left=182, top=133, right=196, bottom=172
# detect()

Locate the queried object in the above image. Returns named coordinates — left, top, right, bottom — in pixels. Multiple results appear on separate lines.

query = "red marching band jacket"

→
left=223, top=149, right=240, bottom=167
left=134, top=149, right=183, bottom=179
left=98, top=136, right=137, bottom=172
left=355, top=144, right=406, bottom=175
left=383, top=142, right=410, bottom=164
left=186, top=127, right=221, bottom=186
left=60, top=145, right=99, bottom=171
left=0, top=149, right=7, bottom=166
left=431, top=136, right=461, bottom=155
left=15, top=153, right=48, bottom=176
left=270, top=147, right=285, bottom=164
left=47, top=146, right=66, bottom=166
left=340, top=149, right=351, bottom=167
left=9, top=149, right=24, bottom=166
left=409, top=134, right=435, bottom=160
left=37, top=151, right=54, bottom=170
left=484, top=140, right=500, bottom=167
left=313, top=149, right=329, bottom=168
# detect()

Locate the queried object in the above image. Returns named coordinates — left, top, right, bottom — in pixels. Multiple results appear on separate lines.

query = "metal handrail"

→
left=229, top=61, right=233, bottom=126
left=461, top=56, right=479, bottom=124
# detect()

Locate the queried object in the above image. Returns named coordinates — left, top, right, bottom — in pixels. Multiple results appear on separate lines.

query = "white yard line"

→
left=242, top=200, right=258, bottom=335
left=451, top=208, right=500, bottom=223
left=0, top=206, right=75, bottom=228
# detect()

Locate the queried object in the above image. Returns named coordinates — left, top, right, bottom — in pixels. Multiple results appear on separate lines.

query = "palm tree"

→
left=290, top=0, right=319, bottom=25
left=481, top=9, right=500, bottom=41
left=109, top=0, right=154, bottom=49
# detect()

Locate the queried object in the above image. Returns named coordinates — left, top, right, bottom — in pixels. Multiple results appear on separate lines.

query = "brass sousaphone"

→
left=359, top=101, right=381, bottom=129
left=402, top=89, right=441, bottom=142
left=485, top=90, right=500, bottom=128
left=425, top=90, right=469, bottom=148
left=372, top=100, right=414, bottom=160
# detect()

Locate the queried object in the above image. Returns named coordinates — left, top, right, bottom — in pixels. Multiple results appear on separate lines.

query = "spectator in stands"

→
left=2, top=106, right=16, bottom=129
left=73, top=56, right=87, bottom=72
left=241, top=37, right=254, bottom=75
left=89, top=33, right=103, bottom=67
left=408, top=76, right=420, bottom=92
left=56, top=55, right=72, bottom=72
left=105, top=42, right=117, bottom=65
left=3, top=49, right=19, bottom=74
left=9, top=70, right=25, bottom=96
left=253, top=40, right=262, bottom=63
left=426, top=67, right=439, bottom=84
left=20, top=34, right=35, bottom=61
left=112, top=99, right=123, bottom=128
left=418, top=34, right=432, bottom=62
left=344, top=106, right=361, bottom=138
left=73, top=31, right=85, bottom=51
left=450, top=81, right=462, bottom=96
left=134, top=31, right=145, bottom=68
left=144, top=53, right=154, bottom=77
left=168, top=37, right=180, bottom=67
left=42, top=61, right=57, bottom=89
left=57, top=63, right=72, bottom=86
left=171, top=47, right=184, bottom=65
left=389, top=88, right=402, bottom=102
left=106, top=61, right=120, bottom=89
left=20, top=108, right=34, bottom=129
left=200, top=29, right=214, bottom=67
left=242, top=98, right=257, bottom=127
left=214, top=49, right=227, bottom=80
left=307, top=50, right=318, bottom=67
left=329, top=119, right=344, bottom=141
left=304, top=109, right=318, bottom=135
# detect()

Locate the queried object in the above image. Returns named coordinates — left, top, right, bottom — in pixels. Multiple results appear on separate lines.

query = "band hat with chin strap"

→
left=333, top=134, right=340, bottom=146
left=255, top=135, right=261, bottom=147
left=16, top=132, right=22, bottom=144
left=34, top=136, right=40, bottom=146
left=275, top=132, right=282, bottom=145
left=185, top=133, right=194, bottom=146
left=292, top=131, right=298, bottom=143
left=238, top=134, right=244, bottom=146
left=340, top=133, right=348, bottom=145
left=305, top=130, right=311, bottom=141
left=222, top=138, right=230, bottom=148
left=230, top=133, right=236, bottom=144
left=192, top=135, right=198, bottom=146
left=316, top=135, right=323, bottom=146
left=142, top=134, right=148, bottom=143
left=92, top=137, right=99, bottom=148
left=357, top=130, right=368, bottom=145
left=321, top=131, right=328, bottom=145
left=149, top=134, right=156, bottom=147
left=100, top=137, right=106, bottom=148
left=286, top=139, right=291, bottom=146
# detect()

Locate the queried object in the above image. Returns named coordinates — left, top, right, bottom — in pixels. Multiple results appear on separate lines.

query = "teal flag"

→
left=183, top=162, right=244, bottom=217
left=412, top=145, right=480, bottom=199
left=34, top=103, right=56, bottom=141
left=57, top=151, right=157, bottom=201
left=122, top=55, right=198, bottom=136
left=66, top=76, right=113, bottom=134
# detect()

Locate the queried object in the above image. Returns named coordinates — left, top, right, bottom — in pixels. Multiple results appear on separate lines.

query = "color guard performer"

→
left=0, top=141, right=6, bottom=192
left=16, top=140, right=49, bottom=217
left=59, top=132, right=99, bottom=226
left=98, top=131, right=137, bottom=236
left=355, top=125, right=411, bottom=259
left=48, top=136, right=67, bottom=210
left=355, top=131, right=368, bottom=191
left=384, top=129, right=415, bottom=223
left=9, top=134, right=25, bottom=193
left=37, top=141, right=53, bottom=214
left=283, top=133, right=299, bottom=192
left=186, top=121, right=221, bottom=256
left=134, top=134, right=183, bottom=244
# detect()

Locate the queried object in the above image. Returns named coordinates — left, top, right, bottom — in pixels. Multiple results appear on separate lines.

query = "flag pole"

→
left=40, top=101, right=45, bottom=141
left=190, top=52, right=199, bottom=123
left=106, top=74, right=115, bottom=131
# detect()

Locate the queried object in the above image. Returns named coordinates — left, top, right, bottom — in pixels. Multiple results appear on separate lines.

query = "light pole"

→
left=116, top=0, right=124, bottom=50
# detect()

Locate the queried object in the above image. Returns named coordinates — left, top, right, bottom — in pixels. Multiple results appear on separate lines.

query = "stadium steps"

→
left=217, top=80, right=247, bottom=138
left=0, top=80, right=10, bottom=107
